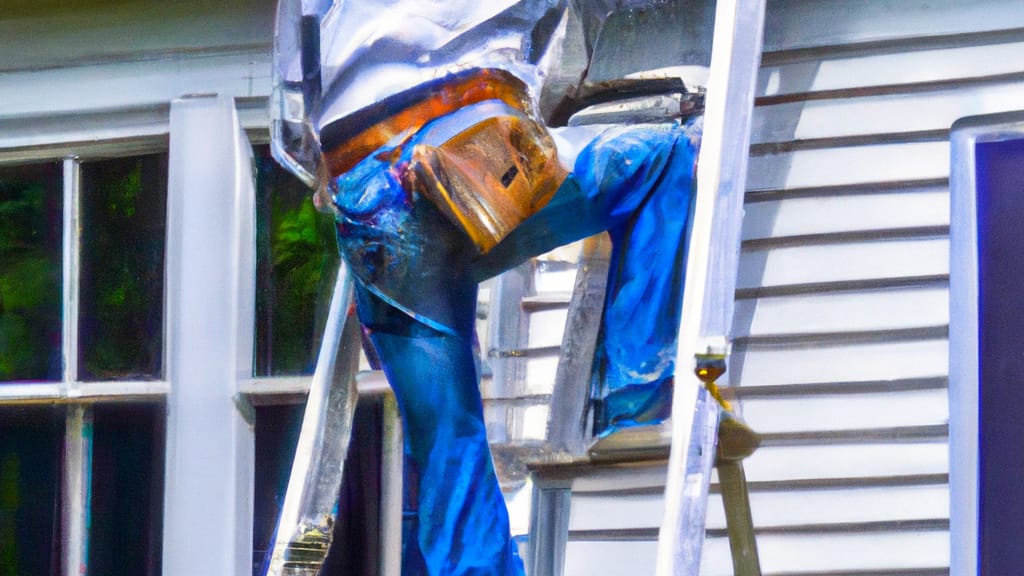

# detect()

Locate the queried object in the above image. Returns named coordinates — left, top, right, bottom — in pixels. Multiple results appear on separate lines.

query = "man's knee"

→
left=572, top=124, right=691, bottom=219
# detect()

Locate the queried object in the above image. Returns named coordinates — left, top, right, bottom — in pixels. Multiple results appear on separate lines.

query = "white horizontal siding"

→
left=568, top=483, right=949, bottom=532
left=569, top=492, right=666, bottom=531
left=532, top=266, right=578, bottom=294
left=752, top=81, right=1024, bottom=143
left=0, top=0, right=273, bottom=72
left=740, top=388, right=949, bottom=434
left=737, top=237, right=949, bottom=289
left=528, top=308, right=571, bottom=348
left=742, top=188, right=949, bottom=239
left=732, top=339, right=947, bottom=388
left=564, top=541, right=658, bottom=576
left=759, top=40, right=1024, bottom=97
left=712, top=484, right=949, bottom=529
left=746, top=141, right=950, bottom=191
left=709, top=3, right=1024, bottom=575
left=701, top=530, right=949, bottom=576
left=733, top=286, right=949, bottom=336
left=524, top=356, right=560, bottom=393
left=570, top=463, right=668, bottom=494
left=0, top=50, right=271, bottom=122
left=0, top=0, right=274, bottom=146
left=563, top=528, right=950, bottom=576
left=737, top=442, right=948, bottom=483
left=763, top=0, right=1024, bottom=52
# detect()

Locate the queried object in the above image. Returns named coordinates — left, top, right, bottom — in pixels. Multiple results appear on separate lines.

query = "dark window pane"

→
left=79, top=155, right=167, bottom=380
left=0, top=406, right=64, bottom=575
left=252, top=402, right=304, bottom=573
left=253, top=145, right=339, bottom=376
left=252, top=401, right=383, bottom=576
left=89, top=403, right=165, bottom=576
left=0, top=162, right=63, bottom=382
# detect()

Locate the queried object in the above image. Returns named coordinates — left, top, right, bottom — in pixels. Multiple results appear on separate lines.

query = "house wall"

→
left=4, top=0, right=1022, bottom=574
left=563, top=1, right=1024, bottom=574
left=0, top=3, right=277, bottom=575
left=720, top=0, right=1024, bottom=573
left=0, top=0, right=274, bottom=155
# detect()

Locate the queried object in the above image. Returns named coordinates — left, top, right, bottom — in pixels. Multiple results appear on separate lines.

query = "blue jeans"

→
left=333, top=119, right=698, bottom=575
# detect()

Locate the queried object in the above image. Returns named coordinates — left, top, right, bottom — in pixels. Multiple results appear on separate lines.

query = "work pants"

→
left=335, top=120, right=698, bottom=576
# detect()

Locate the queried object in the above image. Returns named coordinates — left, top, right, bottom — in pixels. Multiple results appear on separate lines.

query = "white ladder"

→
left=522, top=1, right=769, bottom=574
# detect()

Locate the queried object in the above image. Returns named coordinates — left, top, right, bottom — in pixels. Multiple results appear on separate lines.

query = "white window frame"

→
left=0, top=97, right=273, bottom=576
left=948, top=110, right=1024, bottom=576
left=0, top=132, right=171, bottom=576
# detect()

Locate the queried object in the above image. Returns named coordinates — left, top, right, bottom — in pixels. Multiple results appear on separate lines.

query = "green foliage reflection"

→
left=0, top=164, right=62, bottom=381
left=79, top=156, right=167, bottom=380
left=0, top=453, right=20, bottom=575
left=255, top=146, right=339, bottom=375
left=0, top=408, right=62, bottom=575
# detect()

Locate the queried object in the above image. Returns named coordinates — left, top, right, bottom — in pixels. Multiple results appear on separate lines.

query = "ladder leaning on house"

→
left=520, top=1, right=768, bottom=575
left=264, top=1, right=768, bottom=575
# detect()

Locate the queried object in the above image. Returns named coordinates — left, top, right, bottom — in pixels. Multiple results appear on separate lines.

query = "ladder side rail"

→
left=545, top=234, right=612, bottom=458
left=717, top=459, right=761, bottom=576
left=528, top=235, right=610, bottom=576
left=263, top=265, right=360, bottom=576
left=656, top=1, right=767, bottom=575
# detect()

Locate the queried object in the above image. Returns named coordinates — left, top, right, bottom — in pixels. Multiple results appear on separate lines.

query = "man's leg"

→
left=354, top=284, right=524, bottom=576
left=473, top=121, right=699, bottom=434
left=593, top=131, right=695, bottom=433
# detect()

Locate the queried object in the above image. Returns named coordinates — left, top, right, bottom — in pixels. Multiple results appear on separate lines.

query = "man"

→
left=270, top=1, right=700, bottom=573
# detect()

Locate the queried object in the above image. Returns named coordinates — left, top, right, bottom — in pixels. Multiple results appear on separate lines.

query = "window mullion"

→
left=62, top=401, right=94, bottom=575
left=62, top=156, right=81, bottom=388
left=61, top=156, right=92, bottom=576
left=161, top=95, right=256, bottom=575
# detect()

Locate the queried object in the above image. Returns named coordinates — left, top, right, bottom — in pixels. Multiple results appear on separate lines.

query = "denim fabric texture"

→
left=332, top=114, right=698, bottom=575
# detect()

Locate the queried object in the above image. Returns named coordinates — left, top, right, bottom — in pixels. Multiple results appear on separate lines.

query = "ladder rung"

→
left=715, top=473, right=949, bottom=494
left=521, top=293, right=574, bottom=311
left=489, top=346, right=562, bottom=359
left=705, top=518, right=949, bottom=538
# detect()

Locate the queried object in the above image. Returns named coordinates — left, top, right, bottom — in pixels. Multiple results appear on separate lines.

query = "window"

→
left=0, top=406, right=63, bottom=575
left=249, top=143, right=383, bottom=575
left=78, top=155, right=167, bottom=380
left=949, top=112, right=1024, bottom=575
left=0, top=98, right=605, bottom=575
left=252, top=144, right=339, bottom=377
left=0, top=162, right=62, bottom=382
left=88, top=403, right=165, bottom=574
left=0, top=152, right=168, bottom=576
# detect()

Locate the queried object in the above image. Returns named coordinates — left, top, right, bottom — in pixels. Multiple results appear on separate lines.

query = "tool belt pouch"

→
left=401, top=101, right=566, bottom=254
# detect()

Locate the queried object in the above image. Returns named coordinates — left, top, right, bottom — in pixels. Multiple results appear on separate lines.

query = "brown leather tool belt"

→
left=320, top=68, right=533, bottom=177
